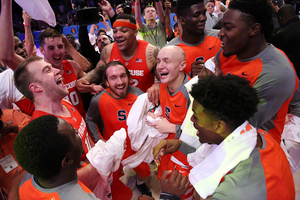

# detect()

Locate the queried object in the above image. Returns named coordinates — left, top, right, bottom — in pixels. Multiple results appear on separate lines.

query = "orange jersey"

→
left=62, top=60, right=86, bottom=118
left=166, top=29, right=221, bottom=75
left=31, top=100, right=92, bottom=161
left=19, top=173, right=98, bottom=200
left=216, top=45, right=299, bottom=143
left=109, top=40, right=155, bottom=92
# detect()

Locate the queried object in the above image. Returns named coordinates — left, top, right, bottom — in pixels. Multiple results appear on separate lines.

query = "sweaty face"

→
left=97, top=35, right=111, bottom=51
left=156, top=47, right=186, bottom=88
left=57, top=118, right=84, bottom=164
left=206, top=2, right=215, bottom=15
left=113, top=19, right=137, bottom=52
left=14, top=37, right=27, bottom=58
left=218, top=9, right=252, bottom=58
left=191, top=100, right=224, bottom=145
left=182, top=3, right=207, bottom=36
left=40, top=37, right=65, bottom=68
left=28, top=60, right=68, bottom=99
left=105, top=65, right=129, bottom=99
left=144, top=7, right=157, bottom=21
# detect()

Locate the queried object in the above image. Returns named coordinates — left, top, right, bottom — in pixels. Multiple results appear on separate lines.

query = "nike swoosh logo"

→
left=209, top=45, right=215, bottom=50
left=175, top=105, right=181, bottom=107
left=242, top=72, right=250, bottom=76
left=128, top=103, right=134, bottom=106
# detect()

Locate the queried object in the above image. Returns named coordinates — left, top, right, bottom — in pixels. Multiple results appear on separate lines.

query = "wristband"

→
left=23, top=22, right=30, bottom=27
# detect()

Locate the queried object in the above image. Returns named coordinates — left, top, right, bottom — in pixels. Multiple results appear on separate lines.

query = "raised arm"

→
left=135, top=0, right=144, bottom=29
left=0, top=0, right=24, bottom=71
left=164, top=1, right=174, bottom=39
left=22, top=11, right=36, bottom=57
left=156, top=0, right=165, bottom=25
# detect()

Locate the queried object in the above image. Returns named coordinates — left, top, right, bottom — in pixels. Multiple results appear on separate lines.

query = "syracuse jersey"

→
left=109, top=40, right=154, bottom=92
left=62, top=60, right=86, bottom=118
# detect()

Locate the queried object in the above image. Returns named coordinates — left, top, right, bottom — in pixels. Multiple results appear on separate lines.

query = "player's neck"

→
left=147, top=20, right=156, bottom=28
left=237, top=39, right=268, bottom=60
left=34, top=99, right=71, bottom=117
left=181, top=31, right=204, bottom=44
left=167, top=73, right=185, bottom=93
left=37, top=170, right=77, bottom=189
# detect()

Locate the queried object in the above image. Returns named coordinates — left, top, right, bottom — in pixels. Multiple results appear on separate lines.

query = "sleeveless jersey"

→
left=19, top=173, right=99, bottom=200
left=216, top=45, right=299, bottom=143
left=166, top=29, right=221, bottom=75
left=109, top=40, right=154, bottom=92
left=62, top=60, right=86, bottom=118
left=31, top=100, right=92, bottom=161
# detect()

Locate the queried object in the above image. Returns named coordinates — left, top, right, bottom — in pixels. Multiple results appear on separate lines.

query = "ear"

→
left=134, top=29, right=138, bottom=38
left=39, top=46, right=45, bottom=55
left=249, top=23, right=261, bottom=37
left=61, top=153, right=74, bottom=168
left=178, top=16, right=185, bottom=26
left=179, top=61, right=187, bottom=71
left=214, top=120, right=226, bottom=135
left=29, top=83, right=43, bottom=93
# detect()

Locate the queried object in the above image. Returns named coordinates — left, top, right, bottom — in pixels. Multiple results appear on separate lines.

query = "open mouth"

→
left=116, top=39, right=125, bottom=45
left=56, top=77, right=64, bottom=85
left=221, top=42, right=228, bottom=48
left=160, top=72, right=169, bottom=77
left=116, top=84, right=125, bottom=90
left=53, top=56, right=62, bottom=61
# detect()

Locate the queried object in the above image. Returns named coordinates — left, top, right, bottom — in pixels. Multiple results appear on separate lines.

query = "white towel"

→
left=86, top=128, right=126, bottom=186
left=122, top=93, right=167, bottom=168
left=188, top=121, right=257, bottom=199
left=180, top=76, right=201, bottom=149
left=14, top=0, right=56, bottom=27
left=281, top=114, right=300, bottom=174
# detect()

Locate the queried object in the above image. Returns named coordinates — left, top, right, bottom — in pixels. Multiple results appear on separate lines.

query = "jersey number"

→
left=64, top=91, right=79, bottom=106
left=165, top=106, right=171, bottom=120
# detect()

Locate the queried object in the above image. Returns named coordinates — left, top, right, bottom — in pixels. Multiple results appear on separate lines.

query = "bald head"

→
left=157, top=46, right=187, bottom=89
left=278, top=4, right=297, bottom=27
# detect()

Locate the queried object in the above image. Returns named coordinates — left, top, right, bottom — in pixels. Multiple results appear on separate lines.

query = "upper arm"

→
left=146, top=44, right=159, bottom=80
left=135, top=3, right=143, bottom=29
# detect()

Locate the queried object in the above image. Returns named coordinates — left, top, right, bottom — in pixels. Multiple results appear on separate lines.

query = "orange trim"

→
left=113, top=21, right=137, bottom=30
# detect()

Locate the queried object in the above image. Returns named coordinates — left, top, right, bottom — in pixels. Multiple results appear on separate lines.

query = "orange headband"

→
left=113, top=21, right=137, bottom=30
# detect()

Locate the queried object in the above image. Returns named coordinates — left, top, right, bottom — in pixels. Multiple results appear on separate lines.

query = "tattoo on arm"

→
left=147, top=46, right=159, bottom=71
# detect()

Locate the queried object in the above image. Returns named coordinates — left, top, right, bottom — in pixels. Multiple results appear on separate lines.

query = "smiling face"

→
left=218, top=9, right=252, bottom=58
left=156, top=46, right=186, bottom=87
left=105, top=64, right=129, bottom=99
left=40, top=37, right=65, bottom=68
left=28, top=60, right=68, bottom=99
left=180, top=2, right=207, bottom=36
left=113, top=19, right=138, bottom=52
left=191, top=100, right=225, bottom=145
left=14, top=36, right=28, bottom=58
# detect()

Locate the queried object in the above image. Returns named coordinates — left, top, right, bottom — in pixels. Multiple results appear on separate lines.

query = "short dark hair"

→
left=39, top=28, right=63, bottom=47
left=176, top=0, right=204, bottom=18
left=116, top=14, right=136, bottom=24
left=190, top=75, right=259, bottom=129
left=14, top=56, right=43, bottom=102
left=228, top=0, right=274, bottom=40
left=14, top=115, right=71, bottom=179
left=206, top=0, right=215, bottom=5
left=97, top=28, right=107, bottom=37
left=103, top=61, right=131, bottom=84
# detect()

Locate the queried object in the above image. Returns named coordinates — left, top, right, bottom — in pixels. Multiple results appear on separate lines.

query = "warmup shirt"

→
left=109, top=40, right=155, bottom=92
left=86, top=86, right=151, bottom=177
left=138, top=19, right=167, bottom=49
left=61, top=60, right=86, bottom=118
left=165, top=29, right=221, bottom=75
left=216, top=44, right=299, bottom=143
left=31, top=100, right=92, bottom=162
left=19, top=173, right=99, bottom=200
left=174, top=130, right=295, bottom=200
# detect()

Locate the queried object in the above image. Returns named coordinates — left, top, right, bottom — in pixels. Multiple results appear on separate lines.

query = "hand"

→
left=8, top=168, right=26, bottom=200
left=191, top=60, right=205, bottom=77
left=90, top=84, right=104, bottom=95
left=153, top=139, right=182, bottom=161
left=215, top=0, right=221, bottom=13
left=98, top=0, right=112, bottom=12
left=161, top=170, right=190, bottom=198
left=22, top=11, right=32, bottom=25
left=0, top=121, right=18, bottom=139
left=164, top=0, right=171, bottom=9
left=138, top=195, right=155, bottom=200
left=75, top=78, right=93, bottom=93
left=147, top=83, right=160, bottom=106
left=116, top=4, right=124, bottom=15
left=148, top=118, right=175, bottom=134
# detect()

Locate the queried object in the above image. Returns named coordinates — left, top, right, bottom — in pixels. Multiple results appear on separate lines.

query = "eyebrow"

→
left=42, top=65, right=51, bottom=73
